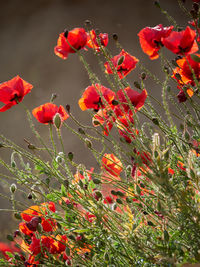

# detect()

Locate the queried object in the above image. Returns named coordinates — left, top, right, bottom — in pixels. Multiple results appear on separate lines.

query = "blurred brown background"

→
left=0, top=0, right=192, bottom=239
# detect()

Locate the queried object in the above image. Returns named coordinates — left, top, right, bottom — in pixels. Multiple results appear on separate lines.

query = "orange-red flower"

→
left=138, top=24, right=173, bottom=59
left=102, top=153, right=123, bottom=177
left=104, top=50, right=139, bottom=79
left=86, top=29, right=108, bottom=51
left=78, top=84, right=115, bottom=111
left=116, top=112, right=138, bottom=143
left=0, top=242, right=20, bottom=260
left=115, top=87, right=147, bottom=114
left=92, top=108, right=116, bottom=135
left=173, top=54, right=200, bottom=86
left=21, top=202, right=56, bottom=233
left=162, top=26, right=198, bottom=55
left=54, top=28, right=87, bottom=59
left=0, top=75, right=33, bottom=112
left=32, top=102, right=69, bottom=125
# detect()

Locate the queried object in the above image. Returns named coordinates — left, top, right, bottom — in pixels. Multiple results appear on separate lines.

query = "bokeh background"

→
left=0, top=0, right=193, bottom=239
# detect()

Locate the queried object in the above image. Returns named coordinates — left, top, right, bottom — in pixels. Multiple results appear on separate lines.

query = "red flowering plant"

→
left=0, top=1, right=200, bottom=266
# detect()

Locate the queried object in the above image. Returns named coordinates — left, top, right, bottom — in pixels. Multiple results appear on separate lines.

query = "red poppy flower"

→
left=21, top=202, right=56, bottom=233
left=138, top=24, right=173, bottom=59
left=173, top=54, right=200, bottom=86
left=0, top=242, right=20, bottom=260
left=32, top=102, right=69, bottom=125
left=92, top=108, right=116, bottom=135
left=73, top=167, right=94, bottom=183
left=115, top=87, right=147, bottom=114
left=104, top=49, right=139, bottom=78
left=189, top=20, right=200, bottom=42
left=102, top=153, right=123, bottom=177
left=116, top=112, right=138, bottom=143
left=87, top=29, right=108, bottom=51
left=54, top=28, right=87, bottom=59
left=0, top=75, right=33, bottom=112
left=19, top=222, right=33, bottom=236
left=78, top=84, right=115, bottom=111
left=162, top=26, right=198, bottom=55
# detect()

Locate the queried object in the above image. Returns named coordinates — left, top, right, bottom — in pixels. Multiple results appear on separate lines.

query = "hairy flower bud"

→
left=53, top=113, right=62, bottom=129
left=10, top=183, right=17, bottom=194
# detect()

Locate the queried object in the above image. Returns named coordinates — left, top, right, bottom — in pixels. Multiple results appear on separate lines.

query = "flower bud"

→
left=154, top=1, right=160, bottom=8
left=64, top=29, right=68, bottom=38
left=112, top=33, right=118, bottom=41
left=14, top=213, right=21, bottom=220
left=85, top=138, right=92, bottom=149
left=134, top=81, right=141, bottom=89
left=10, top=183, right=17, bottom=194
left=50, top=93, right=57, bottom=102
left=152, top=118, right=159, bottom=125
left=78, top=128, right=85, bottom=135
left=85, top=19, right=92, bottom=26
left=117, top=55, right=125, bottom=66
left=53, top=113, right=62, bottom=129
left=141, top=72, right=146, bottom=80
left=68, top=152, right=73, bottom=161
left=65, top=104, right=70, bottom=113
left=56, top=155, right=63, bottom=163
left=27, top=193, right=33, bottom=199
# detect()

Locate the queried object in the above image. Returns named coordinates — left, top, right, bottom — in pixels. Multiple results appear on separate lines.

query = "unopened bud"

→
left=152, top=118, right=159, bottom=125
left=64, top=29, right=68, bottom=38
left=14, top=213, right=21, bottom=220
left=11, top=160, right=16, bottom=168
left=53, top=113, right=62, bottom=129
left=66, top=104, right=70, bottom=113
left=85, top=138, right=92, bottom=148
left=50, top=93, right=57, bottom=102
left=68, top=152, right=73, bottom=161
left=112, top=33, right=118, bottom=41
left=28, top=193, right=33, bottom=199
left=134, top=81, right=141, bottom=89
left=126, top=165, right=132, bottom=177
left=117, top=55, right=125, bottom=66
left=152, top=133, right=160, bottom=151
left=141, top=72, right=146, bottom=80
left=154, top=1, right=160, bottom=8
left=112, top=99, right=118, bottom=106
left=85, top=20, right=92, bottom=26
left=56, top=155, right=63, bottom=163
left=175, top=73, right=182, bottom=80
left=10, top=183, right=17, bottom=194
left=193, top=3, right=199, bottom=12
left=78, top=128, right=85, bottom=134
